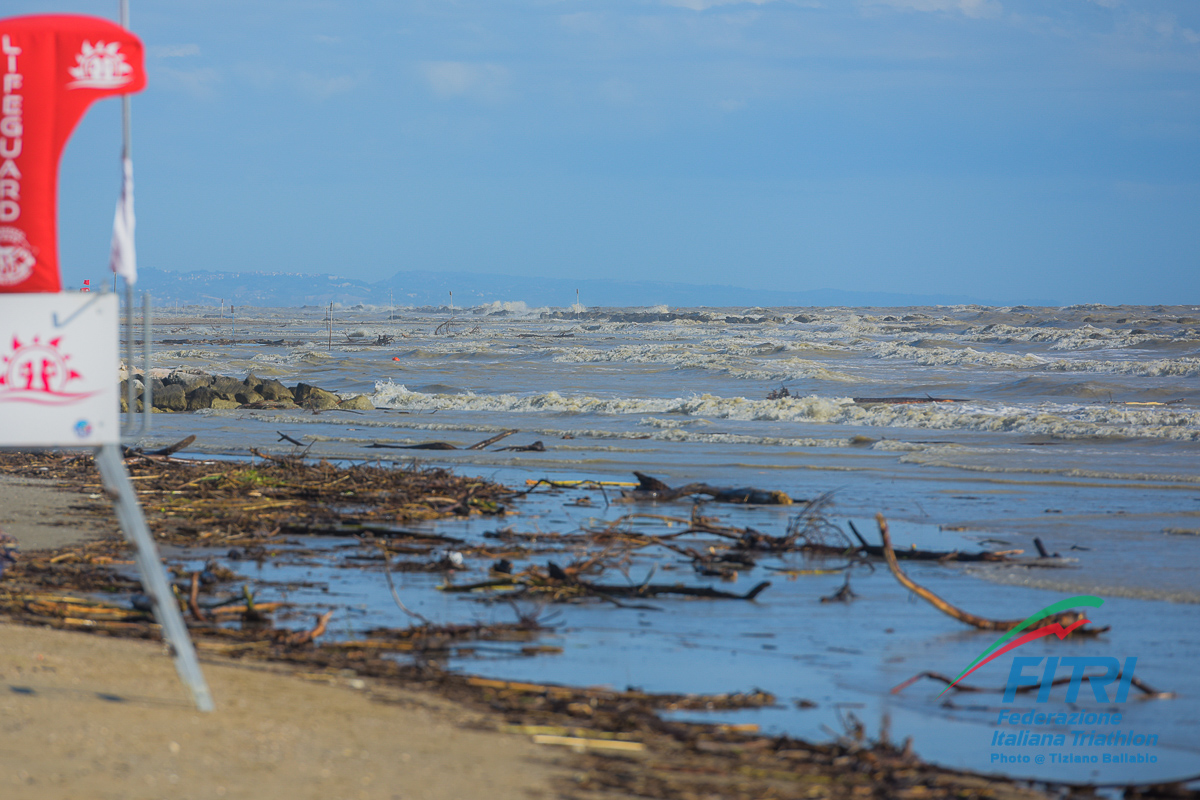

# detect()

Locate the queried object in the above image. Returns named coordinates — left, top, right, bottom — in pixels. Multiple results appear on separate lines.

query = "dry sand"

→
left=0, top=625, right=563, bottom=800
left=0, top=475, right=564, bottom=800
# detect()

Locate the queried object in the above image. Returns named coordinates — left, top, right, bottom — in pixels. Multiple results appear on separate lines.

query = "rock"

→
left=210, top=398, right=241, bottom=410
left=119, top=396, right=145, bottom=413
left=186, top=386, right=217, bottom=410
left=135, top=375, right=166, bottom=395
left=210, top=375, right=244, bottom=399
left=293, top=383, right=340, bottom=410
left=164, top=369, right=212, bottom=390
left=242, top=372, right=262, bottom=391
left=306, top=390, right=341, bottom=410
left=258, top=379, right=293, bottom=402
left=154, top=384, right=188, bottom=411
left=339, top=394, right=374, bottom=410
left=235, top=390, right=264, bottom=405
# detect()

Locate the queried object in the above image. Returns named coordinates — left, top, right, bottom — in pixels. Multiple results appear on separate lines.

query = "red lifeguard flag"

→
left=0, top=15, right=145, bottom=293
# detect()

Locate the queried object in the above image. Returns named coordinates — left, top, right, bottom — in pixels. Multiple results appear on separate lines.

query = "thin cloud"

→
left=154, top=66, right=219, bottom=99
left=862, top=0, right=1002, bottom=19
left=663, top=0, right=786, bottom=10
left=1123, top=12, right=1200, bottom=46
left=420, top=61, right=510, bottom=101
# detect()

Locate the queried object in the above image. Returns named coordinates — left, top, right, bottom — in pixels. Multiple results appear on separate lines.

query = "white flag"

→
left=109, top=156, right=137, bottom=285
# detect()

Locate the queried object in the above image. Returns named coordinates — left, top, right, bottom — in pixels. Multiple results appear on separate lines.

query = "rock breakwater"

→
left=118, top=369, right=374, bottom=413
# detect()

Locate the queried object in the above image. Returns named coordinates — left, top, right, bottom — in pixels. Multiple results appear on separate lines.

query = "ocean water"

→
left=136, top=301, right=1200, bottom=785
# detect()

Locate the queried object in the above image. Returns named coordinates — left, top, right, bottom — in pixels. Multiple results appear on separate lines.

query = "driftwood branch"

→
left=876, top=513, right=1106, bottom=633
left=285, top=610, right=334, bottom=647
left=250, top=447, right=302, bottom=465
left=188, top=572, right=208, bottom=623
left=847, top=520, right=1019, bottom=562
left=573, top=577, right=771, bottom=601
left=379, top=543, right=431, bottom=625
left=367, top=441, right=457, bottom=450
left=467, top=430, right=518, bottom=451
left=122, top=435, right=197, bottom=461
left=150, top=435, right=196, bottom=457
left=276, top=431, right=307, bottom=447
left=624, top=472, right=794, bottom=505
left=892, top=670, right=1174, bottom=700
left=498, top=441, right=545, bottom=452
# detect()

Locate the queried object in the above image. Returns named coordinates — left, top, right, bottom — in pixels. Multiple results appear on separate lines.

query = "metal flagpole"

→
left=107, top=0, right=215, bottom=712
left=120, top=0, right=136, bottom=427
left=96, top=444, right=214, bottom=712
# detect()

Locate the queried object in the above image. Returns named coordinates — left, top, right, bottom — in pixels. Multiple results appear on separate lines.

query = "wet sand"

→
left=0, top=474, right=116, bottom=551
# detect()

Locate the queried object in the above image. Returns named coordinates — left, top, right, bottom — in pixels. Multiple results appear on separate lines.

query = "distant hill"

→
left=136, top=267, right=1000, bottom=309
left=136, top=268, right=376, bottom=307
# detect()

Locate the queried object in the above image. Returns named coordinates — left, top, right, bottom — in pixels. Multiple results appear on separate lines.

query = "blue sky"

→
left=14, top=0, right=1200, bottom=304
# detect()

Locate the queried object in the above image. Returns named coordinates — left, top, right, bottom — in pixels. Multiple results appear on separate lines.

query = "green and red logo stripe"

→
left=937, top=595, right=1103, bottom=696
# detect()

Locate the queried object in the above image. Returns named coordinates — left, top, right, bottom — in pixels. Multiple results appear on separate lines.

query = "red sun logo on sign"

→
left=0, top=335, right=94, bottom=405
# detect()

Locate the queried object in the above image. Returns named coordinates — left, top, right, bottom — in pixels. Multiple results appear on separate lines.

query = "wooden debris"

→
left=285, top=610, right=333, bottom=647
left=531, top=734, right=645, bottom=752
left=188, top=572, right=208, bottom=622
left=439, top=560, right=770, bottom=603
left=368, top=441, right=458, bottom=450
left=876, top=513, right=1107, bottom=634
left=622, top=471, right=794, bottom=505
left=847, top=520, right=1020, bottom=563
left=466, top=430, right=518, bottom=450
left=892, top=670, right=1175, bottom=700
left=151, top=435, right=197, bottom=457
left=497, top=441, right=545, bottom=452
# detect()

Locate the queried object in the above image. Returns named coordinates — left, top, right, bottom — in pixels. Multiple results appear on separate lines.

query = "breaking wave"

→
left=551, top=344, right=856, bottom=382
left=369, top=381, right=1200, bottom=441
left=870, top=342, right=1200, bottom=376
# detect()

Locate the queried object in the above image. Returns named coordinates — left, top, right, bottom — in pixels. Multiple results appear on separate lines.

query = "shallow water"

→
left=136, top=302, right=1200, bottom=785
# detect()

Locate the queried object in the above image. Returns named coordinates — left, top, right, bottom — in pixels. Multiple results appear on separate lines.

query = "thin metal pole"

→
left=119, top=0, right=131, bottom=160
left=119, top=0, right=135, bottom=431
left=142, top=292, right=152, bottom=431
left=96, top=443, right=214, bottom=712
left=125, top=282, right=135, bottom=422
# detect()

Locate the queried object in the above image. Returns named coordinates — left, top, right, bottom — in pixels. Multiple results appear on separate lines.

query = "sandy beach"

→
left=0, top=623, right=563, bottom=800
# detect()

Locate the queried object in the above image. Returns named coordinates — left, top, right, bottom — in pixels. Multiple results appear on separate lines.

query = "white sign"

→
left=0, top=292, right=119, bottom=446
